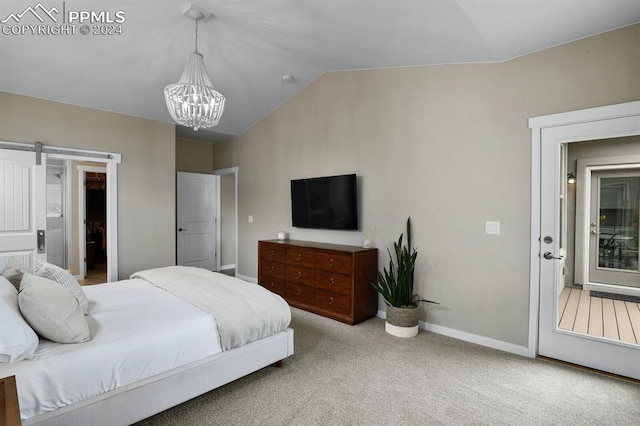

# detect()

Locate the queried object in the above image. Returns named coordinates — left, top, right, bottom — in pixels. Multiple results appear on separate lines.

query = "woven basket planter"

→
left=385, top=305, right=419, bottom=338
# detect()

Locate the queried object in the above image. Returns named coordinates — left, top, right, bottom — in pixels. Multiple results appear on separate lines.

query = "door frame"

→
left=213, top=167, right=238, bottom=275
left=528, top=100, right=640, bottom=357
left=0, top=141, right=121, bottom=281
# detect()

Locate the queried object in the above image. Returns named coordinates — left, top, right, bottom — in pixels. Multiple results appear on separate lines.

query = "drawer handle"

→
left=296, top=271, right=302, bottom=279
left=270, top=250, right=275, bottom=257
left=329, top=296, right=335, bottom=305
left=270, top=266, right=275, bottom=273
left=269, top=281, right=275, bottom=288
left=296, top=253, right=302, bottom=261
left=296, top=288, right=302, bottom=296
left=329, top=259, right=335, bottom=267
left=329, top=277, right=335, bottom=285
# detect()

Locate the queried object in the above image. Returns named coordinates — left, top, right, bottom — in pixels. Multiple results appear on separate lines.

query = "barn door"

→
left=0, top=149, right=47, bottom=268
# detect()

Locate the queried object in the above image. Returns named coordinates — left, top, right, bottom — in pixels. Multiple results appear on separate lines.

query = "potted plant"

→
left=373, top=217, right=437, bottom=337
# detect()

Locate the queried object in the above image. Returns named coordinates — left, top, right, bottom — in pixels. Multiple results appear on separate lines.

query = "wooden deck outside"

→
left=558, top=287, right=640, bottom=344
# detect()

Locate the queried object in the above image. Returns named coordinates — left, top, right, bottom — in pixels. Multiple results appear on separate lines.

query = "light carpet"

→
left=136, top=308, right=640, bottom=425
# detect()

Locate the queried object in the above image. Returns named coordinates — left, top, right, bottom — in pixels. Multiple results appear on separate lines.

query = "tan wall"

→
left=211, top=24, right=640, bottom=347
left=0, top=92, right=176, bottom=279
left=176, top=137, right=214, bottom=173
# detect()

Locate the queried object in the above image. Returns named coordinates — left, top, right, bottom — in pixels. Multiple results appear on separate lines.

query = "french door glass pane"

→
left=598, top=176, right=639, bottom=271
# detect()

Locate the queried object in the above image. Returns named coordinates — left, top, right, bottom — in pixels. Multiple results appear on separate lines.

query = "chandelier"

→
left=164, top=13, right=225, bottom=131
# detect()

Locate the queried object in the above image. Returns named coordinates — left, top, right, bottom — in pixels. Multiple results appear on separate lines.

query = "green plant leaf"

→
left=372, top=217, right=437, bottom=307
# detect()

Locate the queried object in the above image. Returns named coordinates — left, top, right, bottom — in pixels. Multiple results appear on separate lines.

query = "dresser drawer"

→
left=315, top=252, right=352, bottom=274
left=315, top=289, right=351, bottom=316
left=286, top=248, right=315, bottom=269
left=285, top=265, right=315, bottom=287
left=259, top=277, right=286, bottom=298
left=261, top=260, right=286, bottom=280
left=315, top=271, right=351, bottom=295
left=260, top=243, right=286, bottom=263
left=286, top=283, right=315, bottom=305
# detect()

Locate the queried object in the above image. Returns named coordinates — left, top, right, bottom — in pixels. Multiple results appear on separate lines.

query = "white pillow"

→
left=18, top=274, right=91, bottom=344
left=2, top=257, right=33, bottom=291
left=35, top=261, right=89, bottom=314
left=0, top=276, right=39, bottom=362
left=0, top=275, right=17, bottom=300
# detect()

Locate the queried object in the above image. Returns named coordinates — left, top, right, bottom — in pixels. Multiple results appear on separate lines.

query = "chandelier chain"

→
left=195, top=18, right=199, bottom=53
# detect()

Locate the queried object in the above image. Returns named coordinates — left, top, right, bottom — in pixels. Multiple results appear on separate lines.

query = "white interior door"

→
left=538, top=116, right=640, bottom=380
left=177, top=172, right=217, bottom=270
left=0, top=149, right=47, bottom=268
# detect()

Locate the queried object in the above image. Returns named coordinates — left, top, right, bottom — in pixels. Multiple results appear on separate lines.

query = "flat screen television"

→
left=291, top=174, right=358, bottom=230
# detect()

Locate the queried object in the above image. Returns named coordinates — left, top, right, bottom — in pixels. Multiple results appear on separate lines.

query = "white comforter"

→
left=130, top=266, right=291, bottom=351
left=1, top=280, right=222, bottom=420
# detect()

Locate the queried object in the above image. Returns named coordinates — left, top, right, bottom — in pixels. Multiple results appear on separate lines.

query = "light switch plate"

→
left=485, top=221, right=500, bottom=235
left=248, top=215, right=254, bottom=223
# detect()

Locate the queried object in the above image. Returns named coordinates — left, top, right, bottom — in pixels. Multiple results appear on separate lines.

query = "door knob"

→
left=178, top=227, right=187, bottom=232
left=543, top=251, right=563, bottom=260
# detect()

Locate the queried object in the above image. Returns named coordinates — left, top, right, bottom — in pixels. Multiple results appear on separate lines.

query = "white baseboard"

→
left=237, top=273, right=257, bottom=283
left=220, top=264, right=236, bottom=271
left=377, top=310, right=533, bottom=358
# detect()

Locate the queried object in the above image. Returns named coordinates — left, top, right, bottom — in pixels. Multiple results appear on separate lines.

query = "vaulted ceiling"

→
left=1, top=0, right=639, bottom=142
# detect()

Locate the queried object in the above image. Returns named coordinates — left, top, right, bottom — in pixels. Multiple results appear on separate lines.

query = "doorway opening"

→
left=0, top=141, right=120, bottom=282
left=214, top=167, right=238, bottom=277
left=558, top=138, right=640, bottom=345
left=84, top=172, right=107, bottom=284
left=45, top=159, right=70, bottom=270
left=78, top=164, right=107, bottom=285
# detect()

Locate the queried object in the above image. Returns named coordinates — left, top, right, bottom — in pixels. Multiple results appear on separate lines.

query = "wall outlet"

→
left=485, top=221, right=500, bottom=235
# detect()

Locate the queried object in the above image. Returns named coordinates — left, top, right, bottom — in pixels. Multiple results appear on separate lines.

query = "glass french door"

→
left=589, top=169, right=640, bottom=287
left=538, top=116, right=640, bottom=381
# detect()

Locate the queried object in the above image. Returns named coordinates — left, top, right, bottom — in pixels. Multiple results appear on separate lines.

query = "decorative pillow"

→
left=2, top=257, right=34, bottom=291
left=0, top=275, right=17, bottom=299
left=0, top=276, right=39, bottom=362
left=18, top=274, right=91, bottom=344
left=35, top=261, right=89, bottom=314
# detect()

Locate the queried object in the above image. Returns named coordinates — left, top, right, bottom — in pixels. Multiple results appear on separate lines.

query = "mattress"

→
left=0, top=280, right=222, bottom=420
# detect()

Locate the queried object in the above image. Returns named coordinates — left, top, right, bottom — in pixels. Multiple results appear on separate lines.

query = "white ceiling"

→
left=1, top=0, right=639, bottom=142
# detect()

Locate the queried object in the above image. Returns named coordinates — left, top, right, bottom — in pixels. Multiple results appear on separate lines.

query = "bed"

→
left=0, top=265, right=293, bottom=426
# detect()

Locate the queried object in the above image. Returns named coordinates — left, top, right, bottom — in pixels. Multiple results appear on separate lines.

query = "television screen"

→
left=291, top=174, right=358, bottom=230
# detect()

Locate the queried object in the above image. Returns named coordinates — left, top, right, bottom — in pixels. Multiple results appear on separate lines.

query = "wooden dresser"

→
left=258, top=239, right=378, bottom=325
